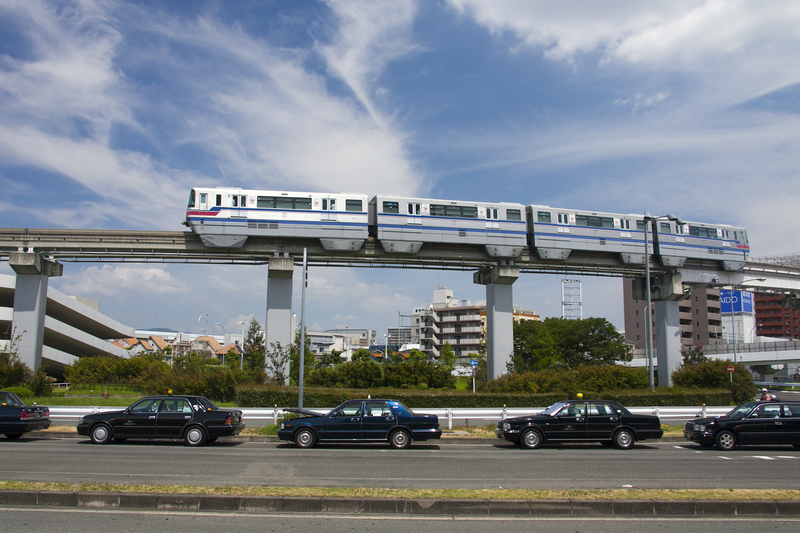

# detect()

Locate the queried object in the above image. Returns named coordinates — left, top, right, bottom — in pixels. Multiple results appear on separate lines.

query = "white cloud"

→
left=58, top=265, right=190, bottom=297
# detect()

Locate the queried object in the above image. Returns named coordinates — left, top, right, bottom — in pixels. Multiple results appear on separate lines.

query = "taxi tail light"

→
left=225, top=416, right=234, bottom=425
left=20, top=411, right=36, bottom=420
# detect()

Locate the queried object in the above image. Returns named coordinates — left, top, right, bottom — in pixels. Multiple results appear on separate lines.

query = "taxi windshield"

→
left=725, top=401, right=760, bottom=419
left=541, top=402, right=568, bottom=416
left=0, top=391, right=24, bottom=406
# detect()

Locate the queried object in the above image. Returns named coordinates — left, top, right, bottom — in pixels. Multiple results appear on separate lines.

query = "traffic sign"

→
left=727, top=365, right=735, bottom=373
left=469, top=360, right=479, bottom=367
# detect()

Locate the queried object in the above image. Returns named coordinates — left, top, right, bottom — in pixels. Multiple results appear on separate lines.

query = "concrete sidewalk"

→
left=1, top=489, right=798, bottom=517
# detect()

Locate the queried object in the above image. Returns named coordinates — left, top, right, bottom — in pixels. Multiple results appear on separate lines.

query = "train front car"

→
left=654, top=220, right=749, bottom=271
left=185, top=188, right=369, bottom=251
left=369, top=195, right=526, bottom=258
left=525, top=205, right=646, bottom=264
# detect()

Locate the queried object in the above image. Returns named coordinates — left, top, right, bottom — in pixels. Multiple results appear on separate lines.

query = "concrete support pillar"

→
left=265, top=256, right=294, bottom=385
left=655, top=300, right=682, bottom=387
left=9, top=252, right=62, bottom=372
left=474, top=263, right=519, bottom=381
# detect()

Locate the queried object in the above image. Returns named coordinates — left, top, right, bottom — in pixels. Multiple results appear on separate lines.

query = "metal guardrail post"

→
left=273, top=404, right=278, bottom=425
left=447, top=408, right=453, bottom=430
left=701, top=404, right=706, bottom=418
left=502, top=404, right=507, bottom=420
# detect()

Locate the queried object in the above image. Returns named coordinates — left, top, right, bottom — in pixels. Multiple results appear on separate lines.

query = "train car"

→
left=185, top=187, right=369, bottom=251
left=653, top=219, right=749, bottom=270
left=369, top=195, right=526, bottom=258
left=525, top=205, right=647, bottom=264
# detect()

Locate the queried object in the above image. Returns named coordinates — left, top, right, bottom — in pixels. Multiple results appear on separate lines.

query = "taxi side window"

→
left=131, top=399, right=161, bottom=413
left=336, top=403, right=362, bottom=417
left=365, top=401, right=390, bottom=417
left=782, top=405, right=800, bottom=417
left=562, top=404, right=584, bottom=417
left=588, top=403, right=609, bottom=416
left=751, top=405, right=781, bottom=418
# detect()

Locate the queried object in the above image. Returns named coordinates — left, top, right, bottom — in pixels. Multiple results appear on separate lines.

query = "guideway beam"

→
left=266, top=256, right=294, bottom=385
left=8, top=251, right=63, bottom=371
left=474, top=263, right=519, bottom=381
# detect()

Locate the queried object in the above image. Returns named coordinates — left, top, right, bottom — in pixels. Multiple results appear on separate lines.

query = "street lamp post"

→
left=642, top=212, right=685, bottom=391
left=198, top=313, right=208, bottom=354
left=239, top=320, right=246, bottom=370
left=728, top=279, right=766, bottom=363
left=214, top=323, right=225, bottom=364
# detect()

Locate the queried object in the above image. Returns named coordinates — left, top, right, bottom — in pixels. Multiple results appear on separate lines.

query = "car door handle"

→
left=351, top=417, right=360, bottom=421
left=185, top=416, right=191, bottom=419
left=775, top=421, right=783, bottom=425
left=149, top=416, right=156, bottom=419
left=386, top=416, right=396, bottom=421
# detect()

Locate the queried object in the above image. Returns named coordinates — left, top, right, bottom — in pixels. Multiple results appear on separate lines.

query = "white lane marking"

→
left=718, top=456, right=732, bottom=460
left=751, top=456, right=775, bottom=460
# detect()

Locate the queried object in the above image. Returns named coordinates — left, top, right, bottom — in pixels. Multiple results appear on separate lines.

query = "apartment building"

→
left=755, top=294, right=800, bottom=340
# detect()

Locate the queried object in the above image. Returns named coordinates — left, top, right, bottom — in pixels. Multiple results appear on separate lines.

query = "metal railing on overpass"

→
left=48, top=405, right=730, bottom=428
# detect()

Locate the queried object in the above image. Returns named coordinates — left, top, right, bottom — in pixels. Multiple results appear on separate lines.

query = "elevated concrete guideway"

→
left=2, top=227, right=800, bottom=382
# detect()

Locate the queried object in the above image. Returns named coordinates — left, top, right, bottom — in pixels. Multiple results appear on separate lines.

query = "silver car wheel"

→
left=184, top=426, right=207, bottom=446
left=389, top=429, right=410, bottom=449
left=613, top=429, right=634, bottom=449
left=715, top=430, right=736, bottom=451
left=520, top=428, right=542, bottom=449
left=90, top=424, right=112, bottom=444
left=295, top=428, right=316, bottom=448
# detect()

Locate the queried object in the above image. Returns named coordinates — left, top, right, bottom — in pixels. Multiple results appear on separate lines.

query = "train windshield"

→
left=187, top=189, right=196, bottom=208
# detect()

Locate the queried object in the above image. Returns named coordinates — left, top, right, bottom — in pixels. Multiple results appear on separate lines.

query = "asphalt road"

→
left=2, top=437, right=800, bottom=490
left=1, top=507, right=799, bottom=533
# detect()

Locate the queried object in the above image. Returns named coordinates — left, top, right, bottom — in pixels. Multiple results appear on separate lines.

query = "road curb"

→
left=25, top=432, right=688, bottom=445
left=1, top=490, right=798, bottom=516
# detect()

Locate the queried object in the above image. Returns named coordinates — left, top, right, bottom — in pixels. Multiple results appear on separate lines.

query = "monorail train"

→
left=185, top=187, right=750, bottom=269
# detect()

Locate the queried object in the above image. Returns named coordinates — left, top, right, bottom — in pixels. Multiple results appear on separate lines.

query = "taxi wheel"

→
left=519, top=428, right=543, bottom=449
left=389, top=429, right=411, bottom=449
left=613, top=429, right=634, bottom=449
left=294, top=428, right=317, bottom=448
left=715, top=430, right=736, bottom=451
left=90, top=424, right=113, bottom=444
left=5, top=433, right=23, bottom=440
left=184, top=426, right=207, bottom=446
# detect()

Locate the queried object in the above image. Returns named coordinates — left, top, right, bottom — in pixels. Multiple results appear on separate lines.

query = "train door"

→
left=230, top=193, right=247, bottom=218
left=407, top=202, right=422, bottom=225
left=485, top=207, right=499, bottom=229
left=557, top=212, right=571, bottom=233
left=675, top=222, right=686, bottom=243
left=322, top=197, right=337, bottom=221
left=197, top=191, right=208, bottom=211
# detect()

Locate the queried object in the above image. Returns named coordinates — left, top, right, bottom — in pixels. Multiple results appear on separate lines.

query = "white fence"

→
left=48, top=405, right=732, bottom=428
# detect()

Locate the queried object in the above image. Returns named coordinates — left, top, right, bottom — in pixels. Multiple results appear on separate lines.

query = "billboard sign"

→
left=720, top=290, right=754, bottom=314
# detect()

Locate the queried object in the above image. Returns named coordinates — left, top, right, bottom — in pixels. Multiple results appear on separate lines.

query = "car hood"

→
left=283, top=407, right=327, bottom=418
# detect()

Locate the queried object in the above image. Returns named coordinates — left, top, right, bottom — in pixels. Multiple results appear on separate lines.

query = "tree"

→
left=290, top=328, right=315, bottom=386
left=681, top=345, right=708, bottom=367
left=317, top=350, right=344, bottom=368
left=0, top=329, right=32, bottom=388
left=437, top=343, right=456, bottom=370
left=351, top=348, right=373, bottom=362
left=264, top=342, right=290, bottom=385
left=672, top=359, right=757, bottom=403
left=244, top=317, right=265, bottom=372
left=510, top=317, right=632, bottom=373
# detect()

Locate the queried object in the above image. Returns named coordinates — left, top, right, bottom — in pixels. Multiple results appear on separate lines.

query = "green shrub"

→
left=2, top=386, right=34, bottom=398
left=671, top=360, right=756, bottom=403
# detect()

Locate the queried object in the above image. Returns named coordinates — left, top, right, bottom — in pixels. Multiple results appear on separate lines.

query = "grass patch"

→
left=0, top=481, right=797, bottom=501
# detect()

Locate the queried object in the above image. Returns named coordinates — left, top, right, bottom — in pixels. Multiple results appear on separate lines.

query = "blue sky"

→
left=1, top=0, right=798, bottom=340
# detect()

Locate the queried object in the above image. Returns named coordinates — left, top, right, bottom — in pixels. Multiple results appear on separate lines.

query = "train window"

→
left=416, top=204, right=420, bottom=215
left=257, top=196, right=275, bottom=208
left=322, top=199, right=327, bottom=210
left=408, top=204, right=414, bottom=215
left=660, top=222, right=671, bottom=233
left=576, top=215, right=614, bottom=228
left=507, top=209, right=521, bottom=221
left=463, top=206, right=478, bottom=218
left=538, top=212, right=551, bottom=223
left=486, top=209, right=491, bottom=219
left=187, top=190, right=195, bottom=208
left=558, top=213, right=562, bottom=223
left=636, top=220, right=645, bottom=231
left=276, top=197, right=294, bottom=209
left=383, top=201, right=399, bottom=214
left=446, top=205, right=461, bottom=217
left=430, top=204, right=446, bottom=216
left=295, top=198, right=312, bottom=210
left=329, top=199, right=335, bottom=210
left=346, top=199, right=363, bottom=212
left=232, top=196, right=238, bottom=207
left=241, top=195, right=247, bottom=206
left=199, top=193, right=207, bottom=204
left=689, top=226, right=718, bottom=238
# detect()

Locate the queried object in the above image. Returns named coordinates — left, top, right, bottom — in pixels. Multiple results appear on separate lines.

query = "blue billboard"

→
left=720, top=290, right=753, bottom=314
